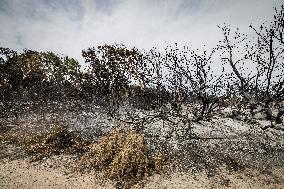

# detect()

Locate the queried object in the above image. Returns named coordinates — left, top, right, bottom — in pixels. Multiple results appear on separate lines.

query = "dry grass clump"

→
left=108, top=130, right=149, bottom=181
left=0, top=124, right=87, bottom=160
left=80, top=127, right=170, bottom=188
left=80, top=128, right=125, bottom=170
left=26, top=124, right=88, bottom=159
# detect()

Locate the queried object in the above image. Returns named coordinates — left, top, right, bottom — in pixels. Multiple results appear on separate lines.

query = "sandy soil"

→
left=0, top=158, right=115, bottom=189
left=0, top=157, right=283, bottom=189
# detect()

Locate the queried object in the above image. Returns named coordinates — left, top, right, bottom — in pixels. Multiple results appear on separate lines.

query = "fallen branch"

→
left=262, top=122, right=284, bottom=131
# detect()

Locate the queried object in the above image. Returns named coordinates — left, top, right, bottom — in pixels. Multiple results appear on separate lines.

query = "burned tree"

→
left=249, top=5, right=284, bottom=124
left=162, top=44, right=225, bottom=122
left=218, top=25, right=264, bottom=120
left=184, top=49, right=225, bottom=122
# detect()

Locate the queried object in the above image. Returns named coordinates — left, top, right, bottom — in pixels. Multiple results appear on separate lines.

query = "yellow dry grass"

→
left=0, top=124, right=170, bottom=187
left=0, top=124, right=87, bottom=160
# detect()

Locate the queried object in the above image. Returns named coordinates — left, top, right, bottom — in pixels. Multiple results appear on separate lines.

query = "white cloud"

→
left=0, top=0, right=282, bottom=66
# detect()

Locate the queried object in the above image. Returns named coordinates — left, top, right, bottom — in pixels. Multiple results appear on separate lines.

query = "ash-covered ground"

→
left=0, top=101, right=283, bottom=189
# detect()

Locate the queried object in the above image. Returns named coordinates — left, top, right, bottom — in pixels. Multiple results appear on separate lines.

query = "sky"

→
left=0, top=0, right=282, bottom=64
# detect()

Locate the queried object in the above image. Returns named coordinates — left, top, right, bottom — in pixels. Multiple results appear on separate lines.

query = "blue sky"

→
left=0, top=0, right=282, bottom=64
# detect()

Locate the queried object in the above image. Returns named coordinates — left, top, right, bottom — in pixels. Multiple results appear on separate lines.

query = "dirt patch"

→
left=0, top=158, right=283, bottom=189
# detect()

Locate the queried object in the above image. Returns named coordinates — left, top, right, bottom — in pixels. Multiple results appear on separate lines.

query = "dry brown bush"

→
left=80, top=128, right=125, bottom=170
left=108, top=129, right=149, bottom=181
left=80, top=127, right=170, bottom=188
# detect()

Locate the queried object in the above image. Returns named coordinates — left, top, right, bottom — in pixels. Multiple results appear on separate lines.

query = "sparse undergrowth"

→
left=0, top=115, right=284, bottom=189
